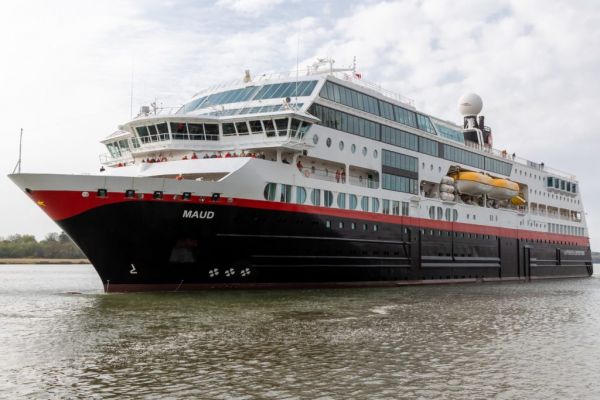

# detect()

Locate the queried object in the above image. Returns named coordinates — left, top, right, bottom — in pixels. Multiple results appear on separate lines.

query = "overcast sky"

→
left=1, top=0, right=599, bottom=250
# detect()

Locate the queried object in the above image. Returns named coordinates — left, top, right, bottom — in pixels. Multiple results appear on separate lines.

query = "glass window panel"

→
left=296, top=187, right=307, bottom=204
left=337, top=192, right=346, bottom=209
left=274, top=118, right=289, bottom=136
left=222, top=123, right=236, bottom=136
left=249, top=120, right=263, bottom=134
left=235, top=122, right=249, bottom=135
left=349, top=194, right=357, bottom=210
left=263, top=120, right=275, bottom=137
left=311, top=189, right=321, bottom=206
left=204, top=124, right=219, bottom=140
left=263, top=183, right=276, bottom=201
left=361, top=196, right=369, bottom=212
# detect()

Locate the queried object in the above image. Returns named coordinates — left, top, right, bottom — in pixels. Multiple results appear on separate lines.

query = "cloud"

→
left=216, top=0, right=283, bottom=16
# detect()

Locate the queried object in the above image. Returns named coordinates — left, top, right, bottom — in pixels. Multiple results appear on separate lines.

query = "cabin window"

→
left=429, top=206, right=435, bottom=219
left=235, top=122, right=249, bottom=135
left=263, top=120, right=276, bottom=137
left=437, top=207, right=443, bottom=220
left=147, top=125, right=159, bottom=141
left=326, top=137, right=332, bottom=147
left=372, top=198, right=380, bottom=213
left=222, top=123, right=236, bottom=136
left=324, top=190, right=334, bottom=207
left=263, top=183, right=276, bottom=201
left=339, top=141, right=344, bottom=151
left=136, top=126, right=150, bottom=143
left=402, top=201, right=410, bottom=216
left=312, top=134, right=319, bottom=144
left=351, top=144, right=356, bottom=153
left=361, top=196, right=369, bottom=212
left=187, top=123, right=204, bottom=140
left=157, top=122, right=170, bottom=140
left=382, top=199, right=390, bottom=214
left=311, top=189, right=321, bottom=206
left=392, top=201, right=400, bottom=215
left=337, top=193, right=346, bottom=209
left=204, top=124, right=219, bottom=140
left=170, top=122, right=188, bottom=140
left=296, top=187, right=307, bottom=204
left=290, top=118, right=301, bottom=137
left=349, top=194, right=358, bottom=210
left=249, top=120, right=263, bottom=134
left=280, top=184, right=292, bottom=203
left=274, top=118, right=289, bottom=136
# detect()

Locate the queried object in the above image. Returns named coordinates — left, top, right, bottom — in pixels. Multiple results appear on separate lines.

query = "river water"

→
left=1, top=265, right=599, bottom=399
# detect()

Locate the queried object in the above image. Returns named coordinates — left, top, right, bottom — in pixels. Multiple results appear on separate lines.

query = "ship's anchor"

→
left=130, top=264, right=138, bottom=275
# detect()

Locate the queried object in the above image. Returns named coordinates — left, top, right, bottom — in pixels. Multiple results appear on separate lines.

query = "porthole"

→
left=362, top=146, right=367, bottom=156
left=351, top=144, right=356, bottom=153
left=312, top=135, right=319, bottom=144
left=339, top=141, right=344, bottom=151
left=338, top=221, right=344, bottom=229
left=326, top=137, right=332, bottom=147
left=373, top=149, right=378, bottom=158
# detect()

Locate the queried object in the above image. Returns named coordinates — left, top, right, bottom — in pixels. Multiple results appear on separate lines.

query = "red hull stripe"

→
left=28, top=189, right=590, bottom=247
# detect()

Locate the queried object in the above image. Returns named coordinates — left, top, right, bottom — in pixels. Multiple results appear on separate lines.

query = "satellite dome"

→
left=458, top=93, right=483, bottom=116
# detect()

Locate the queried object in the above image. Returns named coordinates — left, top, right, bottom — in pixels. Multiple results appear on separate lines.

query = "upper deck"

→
left=100, top=62, right=578, bottom=186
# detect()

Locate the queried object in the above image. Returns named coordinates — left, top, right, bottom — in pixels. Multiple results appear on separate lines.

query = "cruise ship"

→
left=9, top=58, right=592, bottom=292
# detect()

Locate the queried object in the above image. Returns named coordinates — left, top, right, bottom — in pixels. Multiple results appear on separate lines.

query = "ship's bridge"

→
left=100, top=108, right=319, bottom=166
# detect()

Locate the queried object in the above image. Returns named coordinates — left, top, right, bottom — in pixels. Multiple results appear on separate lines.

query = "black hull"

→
left=57, top=201, right=593, bottom=292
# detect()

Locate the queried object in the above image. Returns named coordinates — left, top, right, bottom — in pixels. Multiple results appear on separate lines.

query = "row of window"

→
left=319, top=81, right=437, bottom=134
left=253, top=81, right=317, bottom=101
left=546, top=177, right=577, bottom=194
left=132, top=119, right=311, bottom=143
left=548, top=223, right=585, bottom=236
left=263, top=183, right=410, bottom=216
left=382, top=173, right=418, bottom=194
left=222, top=118, right=309, bottom=138
left=382, top=149, right=418, bottom=173
left=434, top=123, right=465, bottom=144
left=308, top=103, right=513, bottom=176
left=136, top=122, right=220, bottom=143
left=310, top=103, right=380, bottom=140
left=200, top=103, right=304, bottom=117
left=178, top=81, right=317, bottom=113
left=428, top=206, right=460, bottom=222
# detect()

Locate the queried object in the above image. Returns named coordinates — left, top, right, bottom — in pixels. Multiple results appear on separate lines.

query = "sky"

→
left=0, top=0, right=599, bottom=250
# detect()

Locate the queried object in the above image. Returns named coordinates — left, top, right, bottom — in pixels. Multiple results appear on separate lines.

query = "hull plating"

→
left=54, top=200, right=593, bottom=292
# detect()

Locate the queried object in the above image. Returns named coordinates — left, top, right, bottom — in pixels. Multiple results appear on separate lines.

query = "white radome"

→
left=458, top=93, right=483, bottom=116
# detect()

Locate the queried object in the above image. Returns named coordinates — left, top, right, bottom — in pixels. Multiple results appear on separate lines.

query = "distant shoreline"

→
left=0, top=258, right=90, bottom=265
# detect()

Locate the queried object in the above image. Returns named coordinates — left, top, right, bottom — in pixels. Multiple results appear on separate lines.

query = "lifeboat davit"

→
left=488, top=178, right=519, bottom=200
left=452, top=171, right=493, bottom=196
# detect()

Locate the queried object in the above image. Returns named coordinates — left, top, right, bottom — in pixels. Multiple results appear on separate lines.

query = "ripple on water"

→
left=1, top=265, right=600, bottom=399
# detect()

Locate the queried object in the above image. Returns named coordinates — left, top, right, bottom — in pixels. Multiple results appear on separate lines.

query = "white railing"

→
left=463, top=141, right=576, bottom=179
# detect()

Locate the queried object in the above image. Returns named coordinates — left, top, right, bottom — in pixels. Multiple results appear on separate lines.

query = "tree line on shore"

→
left=0, top=233, right=85, bottom=259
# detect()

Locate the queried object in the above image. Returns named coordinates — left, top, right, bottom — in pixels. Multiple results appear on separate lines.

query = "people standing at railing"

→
left=296, top=159, right=303, bottom=171
left=341, top=169, right=346, bottom=183
left=191, top=152, right=198, bottom=159
left=335, top=169, right=341, bottom=183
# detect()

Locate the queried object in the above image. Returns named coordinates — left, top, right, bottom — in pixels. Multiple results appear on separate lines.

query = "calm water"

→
left=1, top=265, right=600, bottom=399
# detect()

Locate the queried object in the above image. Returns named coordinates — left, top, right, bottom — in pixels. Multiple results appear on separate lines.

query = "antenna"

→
left=294, top=30, right=301, bottom=102
left=130, top=60, right=134, bottom=119
left=12, top=128, right=23, bottom=174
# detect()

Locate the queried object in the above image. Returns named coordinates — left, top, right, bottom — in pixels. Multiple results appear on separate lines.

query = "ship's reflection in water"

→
left=1, top=265, right=600, bottom=399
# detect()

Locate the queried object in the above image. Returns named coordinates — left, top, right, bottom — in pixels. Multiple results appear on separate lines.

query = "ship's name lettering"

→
left=183, top=210, right=214, bottom=219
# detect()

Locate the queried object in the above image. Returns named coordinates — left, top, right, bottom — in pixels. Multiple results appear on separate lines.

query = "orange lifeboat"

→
left=451, top=172, right=493, bottom=196
left=488, top=178, right=519, bottom=200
